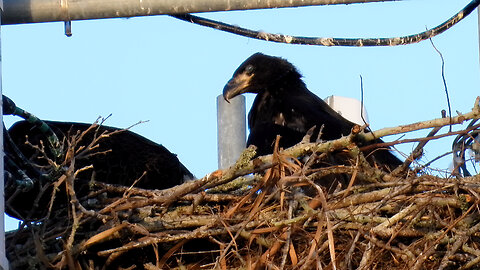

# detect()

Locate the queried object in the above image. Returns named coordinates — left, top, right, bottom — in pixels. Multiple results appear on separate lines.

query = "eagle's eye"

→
left=244, top=65, right=254, bottom=75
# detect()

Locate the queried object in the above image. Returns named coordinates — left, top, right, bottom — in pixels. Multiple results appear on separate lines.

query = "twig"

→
left=393, top=110, right=447, bottom=175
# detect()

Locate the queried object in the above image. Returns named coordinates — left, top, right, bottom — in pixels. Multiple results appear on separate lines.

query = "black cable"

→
left=171, top=0, right=480, bottom=46
left=2, top=95, right=62, bottom=159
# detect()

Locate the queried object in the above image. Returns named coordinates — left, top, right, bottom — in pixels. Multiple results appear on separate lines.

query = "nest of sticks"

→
left=6, top=99, right=480, bottom=270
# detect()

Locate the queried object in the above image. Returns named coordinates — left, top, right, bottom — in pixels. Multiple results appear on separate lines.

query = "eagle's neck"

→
left=248, top=76, right=306, bottom=129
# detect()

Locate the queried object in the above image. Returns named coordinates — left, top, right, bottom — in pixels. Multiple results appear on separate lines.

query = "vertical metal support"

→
left=0, top=1, right=8, bottom=269
left=217, top=95, right=246, bottom=169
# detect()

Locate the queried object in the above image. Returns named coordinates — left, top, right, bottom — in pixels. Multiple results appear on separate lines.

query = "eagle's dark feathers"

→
left=223, top=53, right=402, bottom=170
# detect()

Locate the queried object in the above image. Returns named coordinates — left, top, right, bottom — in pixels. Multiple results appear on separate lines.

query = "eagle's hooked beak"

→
left=222, top=72, right=253, bottom=103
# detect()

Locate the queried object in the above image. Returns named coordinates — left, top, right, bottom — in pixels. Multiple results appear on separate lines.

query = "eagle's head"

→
left=223, top=53, right=302, bottom=102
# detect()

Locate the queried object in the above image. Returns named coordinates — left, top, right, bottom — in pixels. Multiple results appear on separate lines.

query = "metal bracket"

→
left=60, top=0, right=72, bottom=36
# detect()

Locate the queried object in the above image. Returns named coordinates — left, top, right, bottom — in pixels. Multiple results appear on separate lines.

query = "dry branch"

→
left=6, top=97, right=480, bottom=269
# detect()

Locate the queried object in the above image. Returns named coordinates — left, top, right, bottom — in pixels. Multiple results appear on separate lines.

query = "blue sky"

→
left=2, top=0, right=479, bottom=230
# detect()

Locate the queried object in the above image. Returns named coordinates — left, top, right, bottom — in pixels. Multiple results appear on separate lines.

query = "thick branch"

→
left=360, top=98, right=480, bottom=141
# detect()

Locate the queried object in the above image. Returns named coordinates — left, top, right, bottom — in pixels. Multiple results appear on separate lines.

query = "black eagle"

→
left=223, top=53, right=402, bottom=170
left=5, top=120, right=194, bottom=220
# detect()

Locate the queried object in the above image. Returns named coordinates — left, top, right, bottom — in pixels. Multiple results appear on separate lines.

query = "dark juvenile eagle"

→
left=5, top=120, right=194, bottom=220
left=223, top=52, right=402, bottom=169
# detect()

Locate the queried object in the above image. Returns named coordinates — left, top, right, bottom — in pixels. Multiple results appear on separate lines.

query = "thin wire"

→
left=429, top=36, right=452, bottom=132
left=359, top=75, right=368, bottom=127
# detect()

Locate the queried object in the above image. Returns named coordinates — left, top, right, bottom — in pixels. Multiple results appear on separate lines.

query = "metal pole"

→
left=217, top=95, right=246, bottom=169
left=2, top=0, right=401, bottom=25
left=0, top=0, right=8, bottom=268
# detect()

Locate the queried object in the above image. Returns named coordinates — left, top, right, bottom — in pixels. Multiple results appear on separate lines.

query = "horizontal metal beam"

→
left=2, top=0, right=399, bottom=25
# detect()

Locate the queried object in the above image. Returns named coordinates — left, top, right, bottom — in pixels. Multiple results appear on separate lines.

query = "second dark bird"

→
left=5, top=120, right=194, bottom=220
left=223, top=53, right=402, bottom=170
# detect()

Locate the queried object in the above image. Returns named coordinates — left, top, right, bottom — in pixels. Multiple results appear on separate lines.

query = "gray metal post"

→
left=0, top=0, right=7, bottom=268
left=217, top=95, right=246, bottom=169
left=2, top=0, right=400, bottom=25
